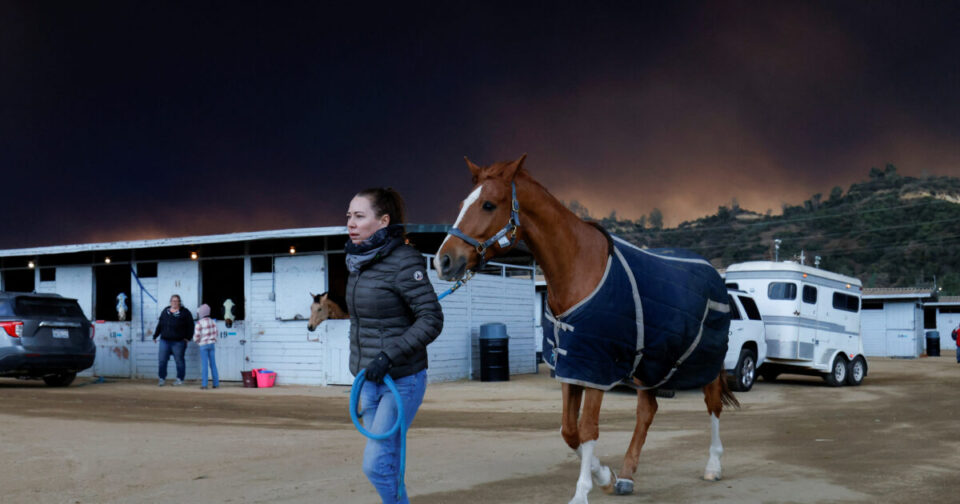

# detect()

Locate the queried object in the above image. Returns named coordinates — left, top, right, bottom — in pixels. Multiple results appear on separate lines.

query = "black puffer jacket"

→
left=346, top=243, right=443, bottom=379
left=153, top=307, right=194, bottom=342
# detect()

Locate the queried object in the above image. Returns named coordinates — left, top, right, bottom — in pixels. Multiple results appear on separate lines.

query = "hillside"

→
left=593, top=165, right=960, bottom=293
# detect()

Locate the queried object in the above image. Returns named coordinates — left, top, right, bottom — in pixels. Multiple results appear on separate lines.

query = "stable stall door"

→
left=215, top=320, right=246, bottom=381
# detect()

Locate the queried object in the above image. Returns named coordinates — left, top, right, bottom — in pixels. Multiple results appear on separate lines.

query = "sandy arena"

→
left=1, top=354, right=959, bottom=504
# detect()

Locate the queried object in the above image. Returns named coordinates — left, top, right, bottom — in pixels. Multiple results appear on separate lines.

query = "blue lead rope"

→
left=350, top=369, right=407, bottom=502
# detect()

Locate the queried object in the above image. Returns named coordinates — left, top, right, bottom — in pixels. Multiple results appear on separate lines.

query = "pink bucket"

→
left=253, top=369, right=277, bottom=388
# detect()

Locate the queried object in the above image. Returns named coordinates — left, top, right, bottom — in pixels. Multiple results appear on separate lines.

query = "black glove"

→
left=364, top=352, right=392, bottom=384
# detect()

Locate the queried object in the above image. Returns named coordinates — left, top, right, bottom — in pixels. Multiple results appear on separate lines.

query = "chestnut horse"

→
left=435, top=155, right=738, bottom=503
left=307, top=292, right=349, bottom=332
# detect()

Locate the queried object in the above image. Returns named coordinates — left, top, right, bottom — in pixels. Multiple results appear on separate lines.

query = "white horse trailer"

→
left=725, top=261, right=867, bottom=386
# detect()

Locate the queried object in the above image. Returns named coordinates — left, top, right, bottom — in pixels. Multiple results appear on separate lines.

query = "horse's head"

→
left=307, top=292, right=331, bottom=332
left=435, top=154, right=527, bottom=281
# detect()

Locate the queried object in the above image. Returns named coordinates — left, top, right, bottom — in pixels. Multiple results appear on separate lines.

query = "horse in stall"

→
left=434, top=155, right=738, bottom=504
left=307, top=292, right=349, bottom=332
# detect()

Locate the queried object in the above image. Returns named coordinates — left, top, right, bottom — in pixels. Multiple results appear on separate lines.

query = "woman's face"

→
left=170, top=296, right=181, bottom=310
left=347, top=196, right=389, bottom=244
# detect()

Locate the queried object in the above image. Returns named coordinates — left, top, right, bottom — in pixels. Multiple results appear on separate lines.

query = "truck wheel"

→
left=846, top=356, right=866, bottom=386
left=823, top=355, right=847, bottom=387
left=43, top=372, right=77, bottom=387
left=730, top=348, right=757, bottom=392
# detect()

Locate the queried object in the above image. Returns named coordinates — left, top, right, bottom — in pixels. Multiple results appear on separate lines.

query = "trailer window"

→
left=833, top=293, right=859, bottom=312
left=802, top=285, right=817, bottom=304
left=738, top=296, right=763, bottom=320
left=725, top=282, right=738, bottom=290
left=729, top=299, right=742, bottom=320
left=768, top=282, right=797, bottom=300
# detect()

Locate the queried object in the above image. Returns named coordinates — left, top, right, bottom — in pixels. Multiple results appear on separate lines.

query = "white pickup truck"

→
left=724, top=289, right=766, bottom=391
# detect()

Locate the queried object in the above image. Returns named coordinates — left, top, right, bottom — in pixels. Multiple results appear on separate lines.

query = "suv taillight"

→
left=1, top=321, right=24, bottom=338
left=90, top=323, right=96, bottom=340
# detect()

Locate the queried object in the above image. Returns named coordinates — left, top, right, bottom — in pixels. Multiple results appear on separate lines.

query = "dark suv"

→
left=0, top=292, right=96, bottom=386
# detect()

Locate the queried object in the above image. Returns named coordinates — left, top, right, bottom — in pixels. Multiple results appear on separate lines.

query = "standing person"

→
left=346, top=187, right=443, bottom=504
left=193, top=303, right=219, bottom=389
left=153, top=294, right=193, bottom=386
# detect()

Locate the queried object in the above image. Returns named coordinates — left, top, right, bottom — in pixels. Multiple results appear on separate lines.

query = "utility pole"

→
left=774, top=238, right=782, bottom=262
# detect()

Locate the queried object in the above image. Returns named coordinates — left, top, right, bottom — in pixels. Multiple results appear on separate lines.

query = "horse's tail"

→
left=718, top=369, right=740, bottom=409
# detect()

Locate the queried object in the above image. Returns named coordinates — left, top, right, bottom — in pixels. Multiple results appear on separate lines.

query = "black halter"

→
left=446, top=181, right=520, bottom=270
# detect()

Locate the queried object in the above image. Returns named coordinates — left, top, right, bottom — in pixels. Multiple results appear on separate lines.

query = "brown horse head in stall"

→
left=307, top=292, right=349, bottom=331
left=435, top=155, right=738, bottom=504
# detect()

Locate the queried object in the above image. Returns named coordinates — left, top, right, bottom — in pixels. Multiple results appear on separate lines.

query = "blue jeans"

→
left=199, top=344, right=219, bottom=388
left=360, top=369, right=427, bottom=504
left=158, top=339, right=186, bottom=380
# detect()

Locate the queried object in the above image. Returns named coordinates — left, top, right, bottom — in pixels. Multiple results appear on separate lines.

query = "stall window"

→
left=768, top=282, right=797, bottom=300
left=802, top=285, right=817, bottom=304
left=3, top=269, right=35, bottom=292
left=201, top=258, right=245, bottom=320
left=39, top=268, right=56, bottom=282
left=251, top=257, right=273, bottom=273
left=136, top=262, right=158, bottom=278
left=833, top=293, right=859, bottom=312
left=738, top=296, right=763, bottom=320
left=95, top=264, right=133, bottom=321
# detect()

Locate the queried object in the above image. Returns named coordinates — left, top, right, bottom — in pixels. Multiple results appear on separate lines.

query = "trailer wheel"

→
left=823, top=355, right=847, bottom=387
left=730, top=348, right=757, bottom=392
left=846, top=356, right=866, bottom=386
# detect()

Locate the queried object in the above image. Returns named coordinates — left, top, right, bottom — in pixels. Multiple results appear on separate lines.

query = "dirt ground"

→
left=2, top=354, right=959, bottom=504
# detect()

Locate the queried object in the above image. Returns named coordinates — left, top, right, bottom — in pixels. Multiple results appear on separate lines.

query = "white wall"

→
left=936, top=310, right=960, bottom=351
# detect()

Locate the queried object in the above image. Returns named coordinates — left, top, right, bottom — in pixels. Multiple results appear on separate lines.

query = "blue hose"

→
left=350, top=369, right=407, bottom=502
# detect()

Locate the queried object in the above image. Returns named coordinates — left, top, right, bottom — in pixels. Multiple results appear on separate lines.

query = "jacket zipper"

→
left=353, top=269, right=362, bottom=371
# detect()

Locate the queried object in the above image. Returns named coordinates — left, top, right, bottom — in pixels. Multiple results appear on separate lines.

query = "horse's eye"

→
left=482, top=201, right=496, bottom=211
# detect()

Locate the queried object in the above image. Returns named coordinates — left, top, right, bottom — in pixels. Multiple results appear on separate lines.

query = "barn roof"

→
left=0, top=224, right=450, bottom=258
left=862, top=287, right=935, bottom=300
left=924, top=295, right=960, bottom=307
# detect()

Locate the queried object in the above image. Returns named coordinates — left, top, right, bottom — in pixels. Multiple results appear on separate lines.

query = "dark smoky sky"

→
left=1, top=1, right=958, bottom=249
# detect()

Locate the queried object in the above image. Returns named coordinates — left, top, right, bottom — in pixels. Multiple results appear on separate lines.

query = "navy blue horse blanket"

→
left=543, top=233, right=731, bottom=390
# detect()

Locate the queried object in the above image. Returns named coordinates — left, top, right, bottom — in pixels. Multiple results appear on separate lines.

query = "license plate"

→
left=52, top=328, right=70, bottom=339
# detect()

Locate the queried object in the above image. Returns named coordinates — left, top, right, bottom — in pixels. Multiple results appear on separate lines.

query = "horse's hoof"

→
left=613, top=478, right=634, bottom=495
left=703, top=471, right=722, bottom=481
left=598, top=469, right=616, bottom=494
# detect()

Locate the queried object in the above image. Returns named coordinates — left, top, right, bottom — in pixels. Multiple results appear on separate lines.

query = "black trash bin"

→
left=479, top=323, right=509, bottom=382
left=925, top=330, right=941, bottom=357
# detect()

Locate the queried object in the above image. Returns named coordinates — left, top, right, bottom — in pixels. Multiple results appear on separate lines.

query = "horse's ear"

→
left=503, top=153, right=527, bottom=181
left=320, top=293, right=328, bottom=301
left=311, top=293, right=321, bottom=303
left=464, top=156, right=482, bottom=178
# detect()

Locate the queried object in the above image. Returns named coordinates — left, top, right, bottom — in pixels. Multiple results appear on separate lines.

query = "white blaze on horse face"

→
left=454, top=185, right=483, bottom=228
left=435, top=185, right=484, bottom=272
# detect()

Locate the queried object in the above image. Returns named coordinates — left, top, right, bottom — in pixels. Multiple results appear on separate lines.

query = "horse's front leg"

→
left=560, top=382, right=583, bottom=451
left=615, top=385, right=658, bottom=495
left=569, top=387, right=609, bottom=504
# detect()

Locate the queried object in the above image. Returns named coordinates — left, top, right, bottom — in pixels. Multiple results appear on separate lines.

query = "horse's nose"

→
left=307, top=324, right=315, bottom=332
left=440, top=254, right=452, bottom=275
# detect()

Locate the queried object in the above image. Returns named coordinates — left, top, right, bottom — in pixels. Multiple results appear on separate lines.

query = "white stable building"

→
left=860, top=288, right=934, bottom=358
left=0, top=226, right=538, bottom=385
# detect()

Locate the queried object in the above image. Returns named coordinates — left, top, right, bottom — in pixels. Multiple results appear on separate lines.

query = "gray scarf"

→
left=345, top=225, right=405, bottom=273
